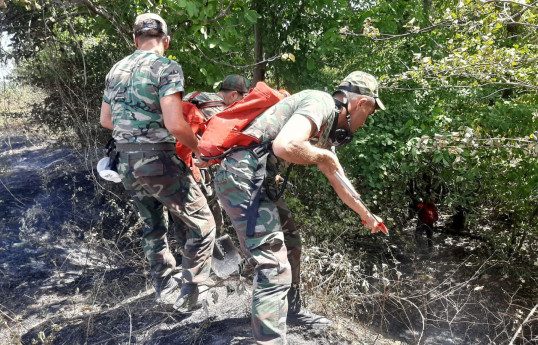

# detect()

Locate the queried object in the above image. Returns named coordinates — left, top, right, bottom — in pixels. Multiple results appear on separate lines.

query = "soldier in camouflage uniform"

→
left=184, top=74, right=251, bottom=121
left=172, top=75, right=251, bottom=246
left=100, top=13, right=215, bottom=310
left=213, top=71, right=386, bottom=344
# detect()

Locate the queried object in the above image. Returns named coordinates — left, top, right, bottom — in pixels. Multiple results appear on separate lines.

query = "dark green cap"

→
left=220, top=74, right=251, bottom=94
left=339, top=71, right=385, bottom=110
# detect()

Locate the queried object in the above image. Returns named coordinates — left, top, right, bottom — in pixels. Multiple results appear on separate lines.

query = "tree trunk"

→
left=252, top=1, right=266, bottom=83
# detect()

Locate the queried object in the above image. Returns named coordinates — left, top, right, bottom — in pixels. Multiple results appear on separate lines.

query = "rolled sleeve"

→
left=159, top=61, right=185, bottom=98
left=103, top=74, right=111, bottom=104
left=292, top=95, right=333, bottom=136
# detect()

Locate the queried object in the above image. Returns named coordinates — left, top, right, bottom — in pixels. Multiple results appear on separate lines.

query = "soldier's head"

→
left=330, top=71, right=385, bottom=147
left=133, top=13, right=170, bottom=54
left=218, top=74, right=251, bottom=105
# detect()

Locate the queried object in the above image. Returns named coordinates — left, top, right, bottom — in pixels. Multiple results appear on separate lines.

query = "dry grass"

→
left=0, top=81, right=46, bottom=116
left=300, top=237, right=538, bottom=344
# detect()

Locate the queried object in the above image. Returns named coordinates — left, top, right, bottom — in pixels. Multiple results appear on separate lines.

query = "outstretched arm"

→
left=273, top=114, right=384, bottom=233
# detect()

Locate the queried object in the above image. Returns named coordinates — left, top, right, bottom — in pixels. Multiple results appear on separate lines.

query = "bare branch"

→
left=504, top=21, right=538, bottom=28
left=65, top=0, right=132, bottom=44
left=341, top=21, right=451, bottom=41
left=484, top=0, right=538, bottom=10
left=189, top=42, right=282, bottom=70
left=203, top=0, right=236, bottom=24
left=508, top=303, right=538, bottom=345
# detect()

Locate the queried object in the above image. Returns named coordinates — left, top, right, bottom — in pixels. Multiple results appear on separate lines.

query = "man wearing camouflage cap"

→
left=183, top=74, right=250, bottom=121
left=100, top=13, right=215, bottom=311
left=212, top=71, right=386, bottom=344
left=172, top=74, right=251, bottom=256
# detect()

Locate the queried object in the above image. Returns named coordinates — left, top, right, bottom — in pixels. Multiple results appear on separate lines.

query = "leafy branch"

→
left=189, top=41, right=284, bottom=70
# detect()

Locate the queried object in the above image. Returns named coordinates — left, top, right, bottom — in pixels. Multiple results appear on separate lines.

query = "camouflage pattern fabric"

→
left=170, top=165, right=226, bottom=246
left=242, top=89, right=337, bottom=147
left=215, top=149, right=292, bottom=344
left=104, top=51, right=215, bottom=285
left=103, top=50, right=184, bottom=144
left=266, top=155, right=301, bottom=284
left=338, top=70, right=385, bottom=110
left=215, top=92, right=336, bottom=343
left=199, top=167, right=225, bottom=235
left=274, top=198, right=301, bottom=285
left=220, top=74, right=251, bottom=94
left=177, top=91, right=227, bottom=236
left=117, top=150, right=216, bottom=283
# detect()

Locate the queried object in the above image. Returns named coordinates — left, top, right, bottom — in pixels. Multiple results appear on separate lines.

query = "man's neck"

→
left=136, top=41, right=164, bottom=56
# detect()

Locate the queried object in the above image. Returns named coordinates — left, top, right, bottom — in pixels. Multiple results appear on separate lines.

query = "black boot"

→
left=154, top=273, right=179, bottom=304
left=173, top=283, right=208, bottom=312
left=287, top=284, right=331, bottom=329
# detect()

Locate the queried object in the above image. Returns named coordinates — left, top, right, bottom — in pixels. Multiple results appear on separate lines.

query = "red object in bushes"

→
left=418, top=202, right=439, bottom=225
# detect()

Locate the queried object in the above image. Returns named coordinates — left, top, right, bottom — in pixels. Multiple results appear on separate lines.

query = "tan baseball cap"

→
left=134, top=13, right=168, bottom=36
left=338, top=71, right=385, bottom=110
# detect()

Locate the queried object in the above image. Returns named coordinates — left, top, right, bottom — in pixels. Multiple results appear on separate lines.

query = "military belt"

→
left=115, top=142, right=176, bottom=152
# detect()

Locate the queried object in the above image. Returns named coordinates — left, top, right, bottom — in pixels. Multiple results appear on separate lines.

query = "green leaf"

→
left=244, top=9, right=260, bottom=24
left=306, top=59, right=315, bottom=71
left=219, top=41, right=232, bottom=53
left=186, top=1, right=199, bottom=17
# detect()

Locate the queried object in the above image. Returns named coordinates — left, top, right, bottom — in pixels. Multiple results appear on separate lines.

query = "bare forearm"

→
left=161, top=93, right=201, bottom=157
left=326, top=172, right=370, bottom=220
left=325, top=171, right=383, bottom=233
left=169, top=126, right=199, bottom=155
left=273, top=139, right=331, bottom=166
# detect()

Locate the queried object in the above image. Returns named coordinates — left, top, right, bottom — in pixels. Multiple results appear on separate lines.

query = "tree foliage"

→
left=0, top=0, right=536, bottom=261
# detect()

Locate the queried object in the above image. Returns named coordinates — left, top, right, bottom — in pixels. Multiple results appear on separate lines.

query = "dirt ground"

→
left=1, top=130, right=537, bottom=345
left=0, top=132, right=408, bottom=345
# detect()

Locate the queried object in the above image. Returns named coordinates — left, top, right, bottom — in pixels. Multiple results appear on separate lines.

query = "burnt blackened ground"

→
left=1, top=133, right=400, bottom=345
left=2, top=132, right=535, bottom=345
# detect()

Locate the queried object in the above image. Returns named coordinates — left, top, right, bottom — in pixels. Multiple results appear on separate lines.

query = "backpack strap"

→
left=187, top=92, right=225, bottom=109
left=245, top=142, right=272, bottom=237
left=187, top=91, right=201, bottom=102
left=198, top=100, right=226, bottom=109
left=240, top=142, right=295, bottom=237
left=265, top=164, right=293, bottom=202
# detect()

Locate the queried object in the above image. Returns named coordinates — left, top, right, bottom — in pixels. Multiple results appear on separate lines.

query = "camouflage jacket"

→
left=242, top=89, right=337, bottom=149
left=103, top=50, right=185, bottom=144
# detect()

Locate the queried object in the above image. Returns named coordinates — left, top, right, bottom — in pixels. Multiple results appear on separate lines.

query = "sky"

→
left=0, top=31, right=14, bottom=80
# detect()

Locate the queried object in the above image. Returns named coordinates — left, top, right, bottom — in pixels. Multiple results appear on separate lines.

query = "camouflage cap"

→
left=134, top=13, right=168, bottom=37
left=220, top=74, right=251, bottom=94
left=338, top=71, right=385, bottom=110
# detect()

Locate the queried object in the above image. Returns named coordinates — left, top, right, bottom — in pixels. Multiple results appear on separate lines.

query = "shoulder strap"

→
left=187, top=91, right=201, bottom=102
left=187, top=91, right=225, bottom=109
left=198, top=100, right=226, bottom=109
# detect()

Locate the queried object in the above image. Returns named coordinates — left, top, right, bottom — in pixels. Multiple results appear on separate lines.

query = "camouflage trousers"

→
left=214, top=149, right=301, bottom=345
left=117, top=149, right=216, bottom=284
left=171, top=167, right=226, bottom=248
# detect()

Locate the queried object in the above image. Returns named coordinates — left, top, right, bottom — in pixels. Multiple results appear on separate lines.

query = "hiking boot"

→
left=173, top=283, right=208, bottom=312
left=154, top=273, right=179, bottom=304
left=287, top=284, right=331, bottom=329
